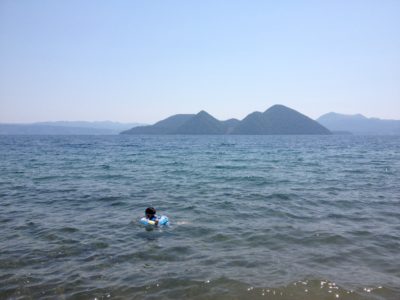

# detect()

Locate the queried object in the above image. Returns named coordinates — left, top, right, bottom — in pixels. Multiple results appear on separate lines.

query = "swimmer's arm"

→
left=147, top=220, right=159, bottom=225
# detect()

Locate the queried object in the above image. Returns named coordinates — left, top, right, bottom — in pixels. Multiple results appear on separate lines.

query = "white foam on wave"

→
left=176, top=221, right=190, bottom=225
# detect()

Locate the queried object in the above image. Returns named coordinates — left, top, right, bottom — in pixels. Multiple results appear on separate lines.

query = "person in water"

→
left=145, top=207, right=159, bottom=225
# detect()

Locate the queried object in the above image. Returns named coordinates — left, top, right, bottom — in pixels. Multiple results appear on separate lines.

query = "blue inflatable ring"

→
left=140, top=215, right=169, bottom=226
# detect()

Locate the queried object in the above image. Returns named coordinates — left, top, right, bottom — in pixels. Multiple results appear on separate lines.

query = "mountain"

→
left=122, top=105, right=331, bottom=135
left=230, top=112, right=266, bottom=135
left=121, top=111, right=228, bottom=135
left=121, top=114, right=195, bottom=134
left=174, top=111, right=226, bottom=134
left=317, top=113, right=400, bottom=135
left=0, top=121, right=143, bottom=135
left=232, top=105, right=331, bottom=135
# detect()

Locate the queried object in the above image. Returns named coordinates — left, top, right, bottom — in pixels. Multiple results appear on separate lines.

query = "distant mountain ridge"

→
left=122, top=105, right=331, bottom=135
left=0, top=121, right=144, bottom=135
left=174, top=111, right=227, bottom=135
left=317, top=112, right=400, bottom=135
left=36, top=121, right=143, bottom=131
left=122, top=114, right=195, bottom=134
left=232, top=105, right=330, bottom=135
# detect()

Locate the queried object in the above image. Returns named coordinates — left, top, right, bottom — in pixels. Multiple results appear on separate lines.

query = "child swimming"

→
left=140, top=207, right=169, bottom=226
left=144, top=207, right=159, bottom=225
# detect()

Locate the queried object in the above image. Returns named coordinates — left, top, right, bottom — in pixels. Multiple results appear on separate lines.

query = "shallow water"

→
left=0, top=135, right=399, bottom=299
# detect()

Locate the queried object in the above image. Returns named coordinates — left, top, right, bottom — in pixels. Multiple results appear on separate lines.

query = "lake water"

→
left=1, top=135, right=399, bottom=299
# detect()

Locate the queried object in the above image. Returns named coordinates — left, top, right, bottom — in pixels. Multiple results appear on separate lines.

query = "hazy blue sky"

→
left=1, top=0, right=399, bottom=123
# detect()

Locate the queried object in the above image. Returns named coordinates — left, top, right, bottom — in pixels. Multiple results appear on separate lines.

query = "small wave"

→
left=0, top=218, right=12, bottom=223
left=110, top=201, right=126, bottom=207
left=343, top=169, right=366, bottom=174
left=176, top=221, right=190, bottom=225
left=215, top=165, right=244, bottom=170
left=96, top=196, right=122, bottom=202
left=58, top=227, right=79, bottom=233
left=91, top=241, right=109, bottom=249
left=257, top=193, right=293, bottom=201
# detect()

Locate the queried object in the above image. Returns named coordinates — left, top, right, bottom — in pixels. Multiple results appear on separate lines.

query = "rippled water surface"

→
left=1, top=135, right=399, bottom=299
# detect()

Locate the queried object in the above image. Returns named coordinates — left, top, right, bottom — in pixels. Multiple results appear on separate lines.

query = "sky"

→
left=0, top=0, right=399, bottom=124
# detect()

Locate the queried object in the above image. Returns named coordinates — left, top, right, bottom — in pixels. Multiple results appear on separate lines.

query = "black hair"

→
left=145, top=207, right=156, bottom=215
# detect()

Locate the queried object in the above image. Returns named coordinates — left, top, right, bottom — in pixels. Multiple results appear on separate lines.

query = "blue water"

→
left=1, top=135, right=399, bottom=299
